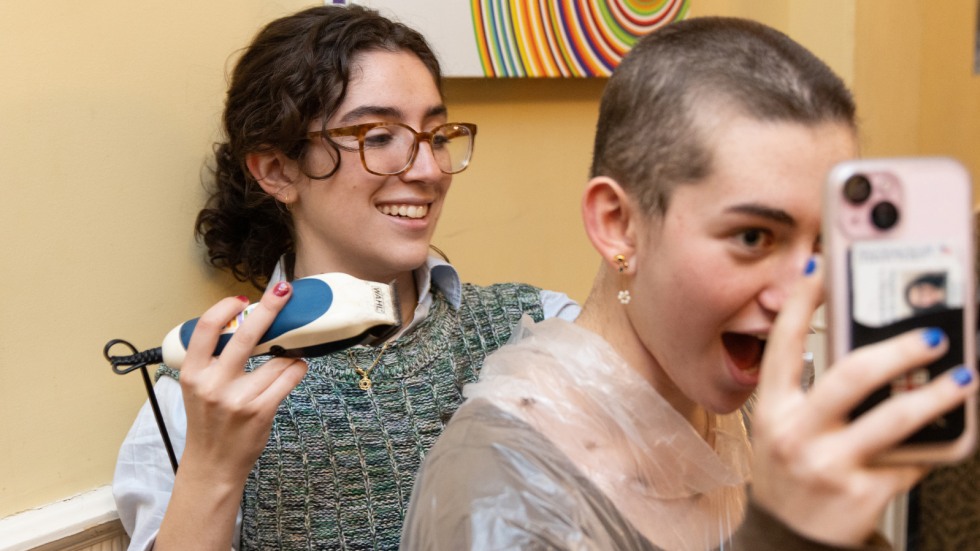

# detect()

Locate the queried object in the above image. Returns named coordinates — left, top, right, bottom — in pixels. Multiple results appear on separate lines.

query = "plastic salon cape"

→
left=401, top=318, right=751, bottom=551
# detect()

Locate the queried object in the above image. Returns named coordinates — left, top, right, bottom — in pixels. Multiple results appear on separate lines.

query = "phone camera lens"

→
left=843, top=174, right=872, bottom=204
left=871, top=201, right=899, bottom=230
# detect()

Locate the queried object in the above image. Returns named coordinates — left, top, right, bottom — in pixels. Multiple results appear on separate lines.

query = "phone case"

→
left=824, top=157, right=976, bottom=464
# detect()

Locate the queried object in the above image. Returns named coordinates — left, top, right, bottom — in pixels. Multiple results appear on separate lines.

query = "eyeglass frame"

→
left=307, top=121, right=478, bottom=176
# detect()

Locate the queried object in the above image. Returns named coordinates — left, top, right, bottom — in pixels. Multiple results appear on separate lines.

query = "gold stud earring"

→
left=614, top=254, right=628, bottom=272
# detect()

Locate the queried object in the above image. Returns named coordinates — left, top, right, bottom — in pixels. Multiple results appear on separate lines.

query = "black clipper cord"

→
left=103, top=341, right=178, bottom=473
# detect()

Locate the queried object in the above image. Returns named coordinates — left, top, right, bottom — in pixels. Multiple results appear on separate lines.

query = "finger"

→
left=216, top=281, right=293, bottom=375
left=831, top=364, right=977, bottom=461
left=235, top=356, right=309, bottom=403
left=849, top=465, right=929, bottom=515
left=249, top=358, right=309, bottom=412
left=864, top=464, right=929, bottom=500
left=757, top=256, right=824, bottom=399
left=807, top=328, right=949, bottom=424
left=182, top=295, right=252, bottom=375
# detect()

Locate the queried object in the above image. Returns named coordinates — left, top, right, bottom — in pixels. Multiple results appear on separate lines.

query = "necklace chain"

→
left=347, top=342, right=389, bottom=391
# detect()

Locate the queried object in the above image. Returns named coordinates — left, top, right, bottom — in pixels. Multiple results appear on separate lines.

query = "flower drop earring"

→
left=615, top=254, right=631, bottom=305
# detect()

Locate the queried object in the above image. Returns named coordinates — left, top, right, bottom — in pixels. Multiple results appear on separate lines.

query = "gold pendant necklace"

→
left=347, top=342, right=389, bottom=390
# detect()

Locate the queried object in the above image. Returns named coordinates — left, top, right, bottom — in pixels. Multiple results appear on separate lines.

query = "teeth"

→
left=380, top=204, right=428, bottom=219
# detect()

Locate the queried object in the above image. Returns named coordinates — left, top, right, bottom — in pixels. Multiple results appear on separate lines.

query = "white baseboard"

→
left=0, top=486, right=119, bottom=551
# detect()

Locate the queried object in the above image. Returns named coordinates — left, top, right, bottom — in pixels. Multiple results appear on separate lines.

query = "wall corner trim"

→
left=0, top=486, right=118, bottom=551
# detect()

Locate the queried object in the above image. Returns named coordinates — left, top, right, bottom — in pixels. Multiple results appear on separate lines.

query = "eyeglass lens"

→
left=362, top=123, right=474, bottom=175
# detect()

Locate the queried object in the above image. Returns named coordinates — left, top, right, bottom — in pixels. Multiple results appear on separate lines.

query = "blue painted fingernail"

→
left=803, top=257, right=816, bottom=276
left=922, top=327, right=944, bottom=348
left=952, top=366, right=973, bottom=387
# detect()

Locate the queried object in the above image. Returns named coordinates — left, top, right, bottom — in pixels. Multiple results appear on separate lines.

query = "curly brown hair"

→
left=195, top=5, right=442, bottom=289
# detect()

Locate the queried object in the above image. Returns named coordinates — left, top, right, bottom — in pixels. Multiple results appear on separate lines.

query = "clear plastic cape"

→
left=402, top=317, right=752, bottom=550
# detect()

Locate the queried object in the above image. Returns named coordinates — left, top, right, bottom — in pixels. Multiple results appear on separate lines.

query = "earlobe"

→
left=581, top=176, right=638, bottom=269
left=246, top=150, right=297, bottom=202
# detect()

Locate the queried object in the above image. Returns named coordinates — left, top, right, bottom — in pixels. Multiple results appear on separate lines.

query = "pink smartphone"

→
left=824, top=157, right=977, bottom=464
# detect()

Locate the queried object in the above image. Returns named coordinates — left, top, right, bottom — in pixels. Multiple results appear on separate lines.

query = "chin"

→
left=698, top=377, right=756, bottom=414
left=718, top=388, right=757, bottom=414
left=393, top=248, right=433, bottom=272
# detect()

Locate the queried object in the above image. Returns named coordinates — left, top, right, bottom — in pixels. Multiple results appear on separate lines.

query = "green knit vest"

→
left=230, top=282, right=543, bottom=550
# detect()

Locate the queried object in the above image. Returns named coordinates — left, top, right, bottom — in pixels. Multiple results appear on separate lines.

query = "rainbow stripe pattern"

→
left=470, top=0, right=690, bottom=77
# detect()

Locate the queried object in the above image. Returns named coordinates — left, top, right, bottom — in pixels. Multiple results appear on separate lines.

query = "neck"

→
left=576, top=267, right=709, bottom=439
left=391, top=271, right=419, bottom=329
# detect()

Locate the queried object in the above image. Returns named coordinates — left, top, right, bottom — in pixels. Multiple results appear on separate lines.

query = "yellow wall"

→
left=0, top=0, right=309, bottom=517
left=919, top=1, right=980, bottom=184
left=2, top=0, right=978, bottom=521
left=853, top=0, right=980, bottom=190
left=853, top=1, right=923, bottom=156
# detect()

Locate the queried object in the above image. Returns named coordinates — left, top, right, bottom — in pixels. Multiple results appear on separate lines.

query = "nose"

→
left=757, top=285, right=786, bottom=318
left=757, top=254, right=811, bottom=316
left=400, top=139, right=444, bottom=183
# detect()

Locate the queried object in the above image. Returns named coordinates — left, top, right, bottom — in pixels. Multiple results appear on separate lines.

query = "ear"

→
left=245, top=149, right=298, bottom=202
left=581, top=176, right=639, bottom=271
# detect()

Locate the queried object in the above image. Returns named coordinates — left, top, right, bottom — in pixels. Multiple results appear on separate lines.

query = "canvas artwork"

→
left=332, top=0, right=690, bottom=77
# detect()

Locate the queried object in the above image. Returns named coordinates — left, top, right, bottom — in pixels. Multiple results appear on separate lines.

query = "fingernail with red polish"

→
left=273, top=282, right=290, bottom=297
left=235, top=295, right=250, bottom=303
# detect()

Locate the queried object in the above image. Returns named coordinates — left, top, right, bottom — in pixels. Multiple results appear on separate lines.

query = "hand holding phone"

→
left=824, top=157, right=977, bottom=464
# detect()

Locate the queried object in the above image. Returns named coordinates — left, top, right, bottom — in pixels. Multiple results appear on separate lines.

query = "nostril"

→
left=757, top=287, right=785, bottom=316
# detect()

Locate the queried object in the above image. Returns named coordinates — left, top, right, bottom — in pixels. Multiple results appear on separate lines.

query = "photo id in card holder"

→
left=851, top=240, right=965, bottom=326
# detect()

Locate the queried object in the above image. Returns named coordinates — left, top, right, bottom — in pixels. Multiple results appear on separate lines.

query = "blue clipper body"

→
left=161, top=273, right=400, bottom=368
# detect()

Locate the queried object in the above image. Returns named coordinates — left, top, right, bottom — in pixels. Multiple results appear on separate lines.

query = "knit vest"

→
left=234, top=282, right=544, bottom=550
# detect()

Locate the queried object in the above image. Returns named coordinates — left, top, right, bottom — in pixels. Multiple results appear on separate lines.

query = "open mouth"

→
left=722, top=332, right=766, bottom=372
left=379, top=204, right=429, bottom=219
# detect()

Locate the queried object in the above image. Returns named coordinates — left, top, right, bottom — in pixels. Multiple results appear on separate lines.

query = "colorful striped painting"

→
left=471, top=0, right=689, bottom=77
left=344, top=0, right=690, bottom=77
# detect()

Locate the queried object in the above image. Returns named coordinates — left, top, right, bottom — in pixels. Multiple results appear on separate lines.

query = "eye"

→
left=430, top=133, right=450, bottom=150
left=363, top=129, right=396, bottom=149
left=734, top=228, right=774, bottom=250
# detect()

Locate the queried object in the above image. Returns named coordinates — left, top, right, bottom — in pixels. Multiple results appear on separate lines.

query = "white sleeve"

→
left=539, top=290, right=581, bottom=321
left=111, top=376, right=243, bottom=550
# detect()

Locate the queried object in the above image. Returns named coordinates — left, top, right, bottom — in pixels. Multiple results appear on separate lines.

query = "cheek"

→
left=669, top=270, right=731, bottom=328
left=648, top=251, right=750, bottom=330
left=300, top=144, right=344, bottom=177
left=433, top=178, right=452, bottom=202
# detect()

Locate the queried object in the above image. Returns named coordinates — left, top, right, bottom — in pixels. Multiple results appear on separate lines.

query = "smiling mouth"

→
left=722, top=332, right=766, bottom=372
left=379, top=204, right=429, bottom=219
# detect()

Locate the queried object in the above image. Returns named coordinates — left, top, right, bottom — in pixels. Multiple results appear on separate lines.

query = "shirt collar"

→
left=421, top=254, right=462, bottom=308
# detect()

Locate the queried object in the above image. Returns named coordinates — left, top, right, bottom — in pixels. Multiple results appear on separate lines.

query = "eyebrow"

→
left=725, top=203, right=797, bottom=227
left=338, top=104, right=448, bottom=126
